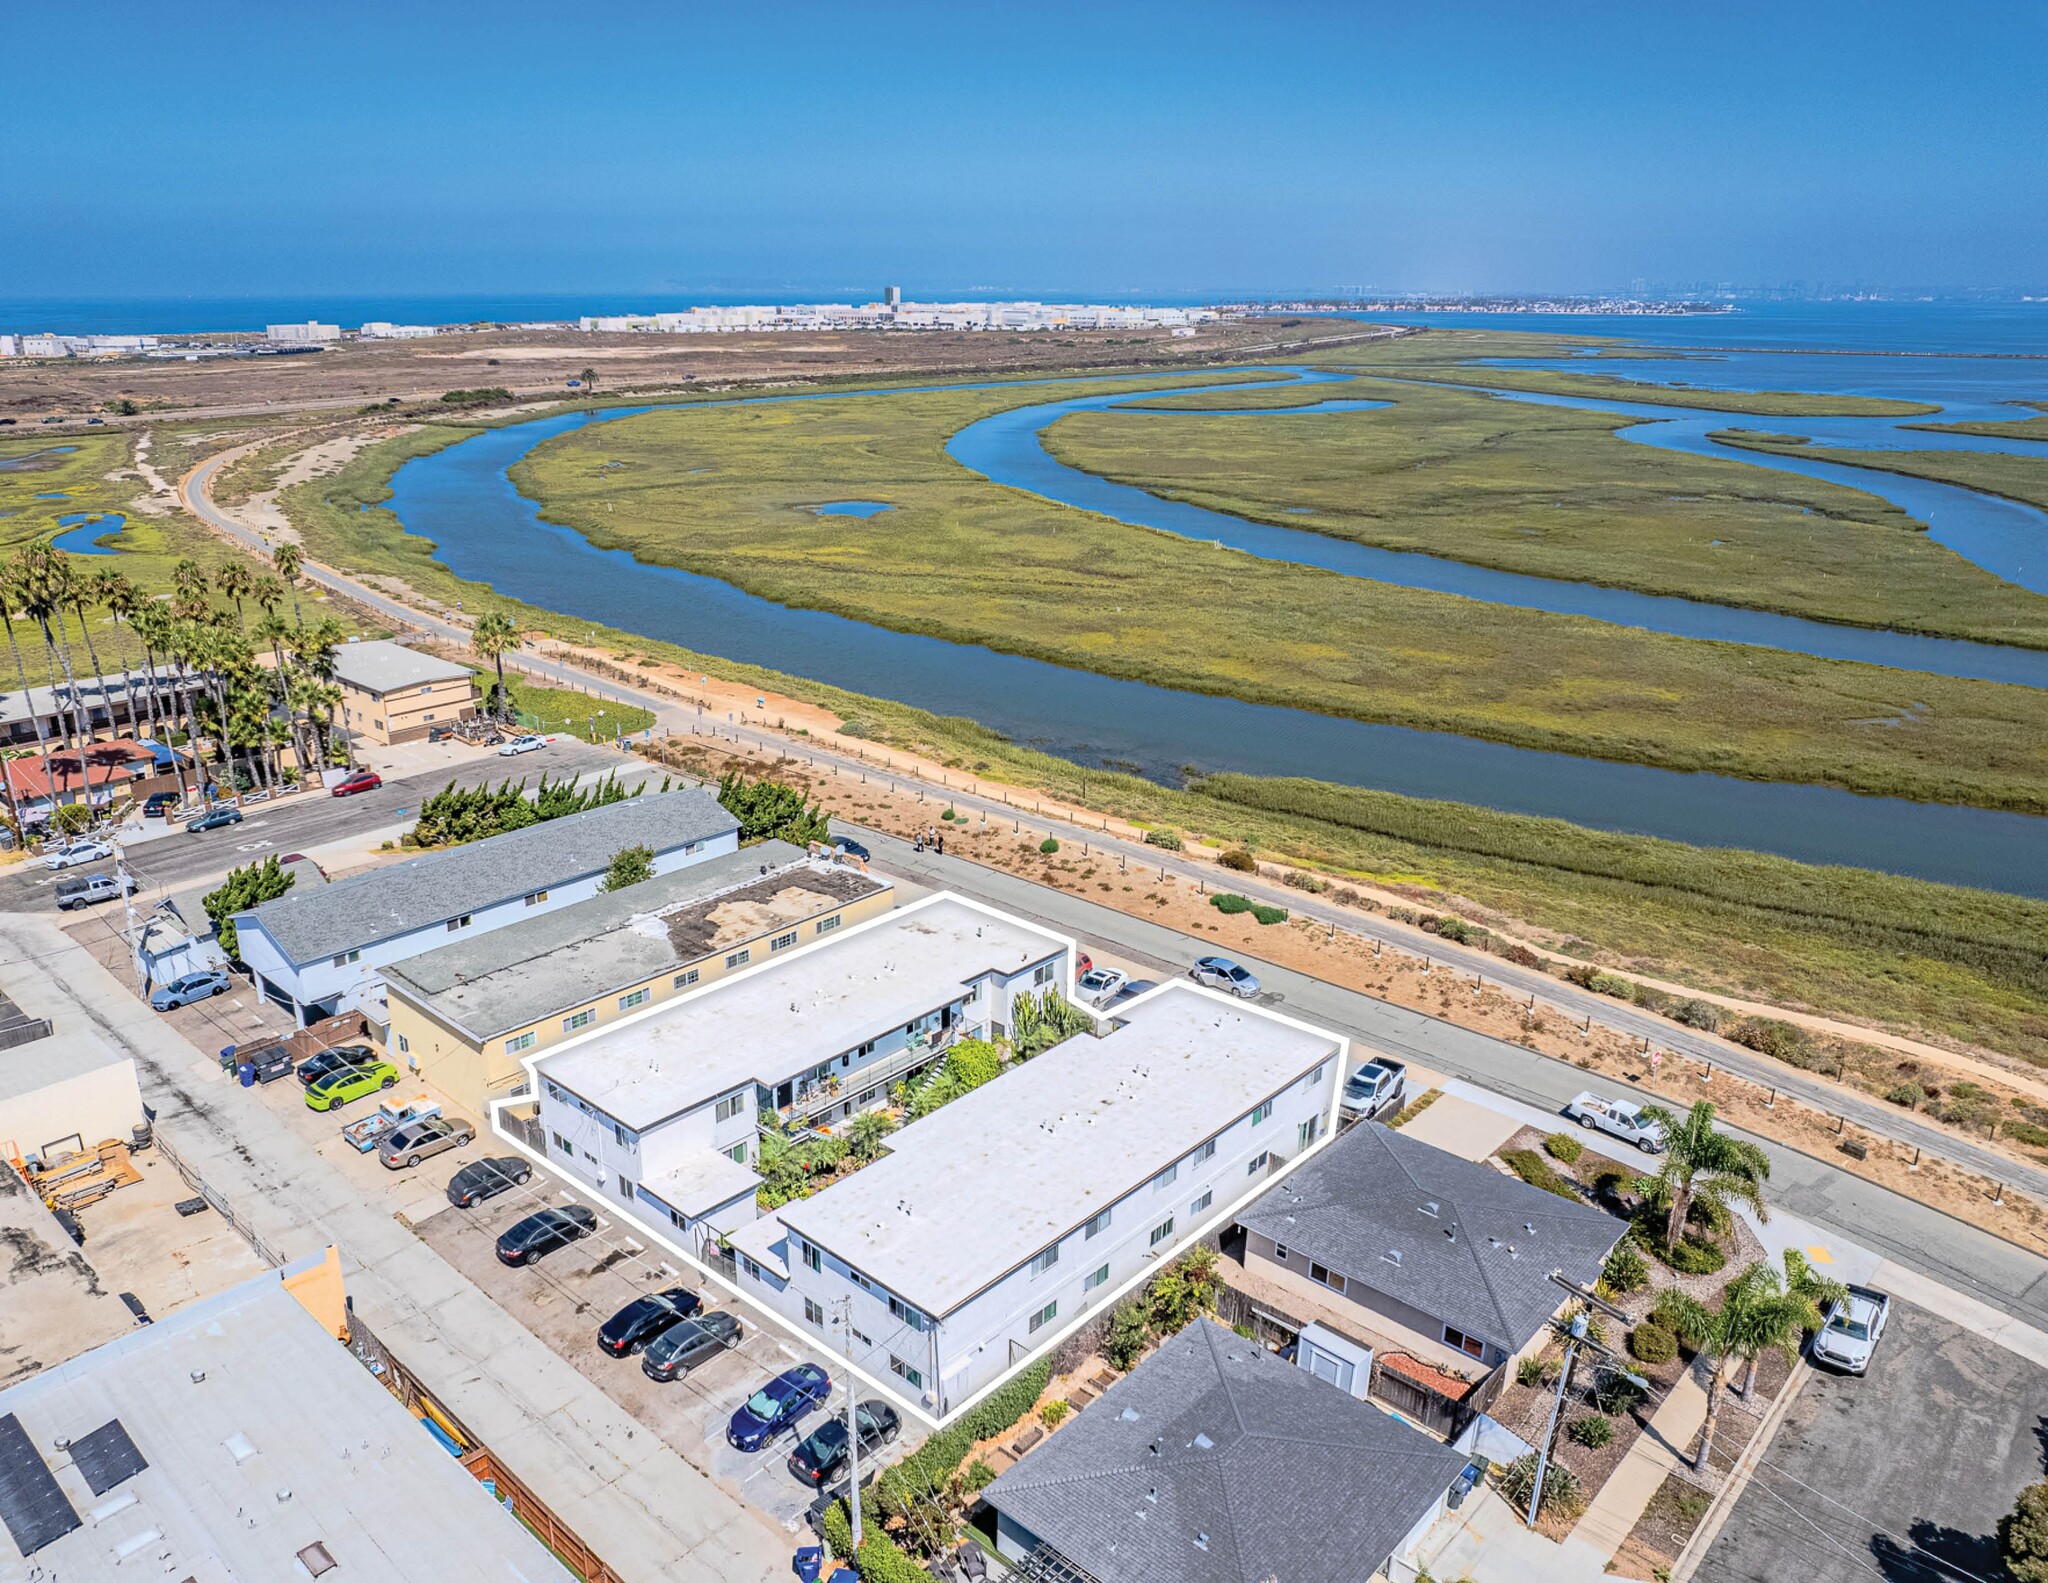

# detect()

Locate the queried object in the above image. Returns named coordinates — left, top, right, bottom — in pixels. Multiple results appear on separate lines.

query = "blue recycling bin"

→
left=237, top=1062, right=256, bottom=1087
left=793, top=1545, right=825, bottom=1582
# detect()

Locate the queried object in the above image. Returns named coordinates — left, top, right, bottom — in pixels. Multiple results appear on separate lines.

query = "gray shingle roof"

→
left=328, top=640, right=476, bottom=695
left=984, top=1318, right=1467, bottom=1583
left=240, top=788, right=739, bottom=964
left=1236, top=1122, right=1624, bottom=1357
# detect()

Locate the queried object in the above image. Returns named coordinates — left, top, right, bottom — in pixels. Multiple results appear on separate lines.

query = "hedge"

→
left=1542, top=1132, right=1583, bottom=1165
left=1250, top=903, right=1289, bottom=925
left=1218, top=848, right=1258, bottom=872
left=1143, top=828, right=1183, bottom=850
left=1211, top=893, right=1254, bottom=914
left=1499, top=1148, right=1579, bottom=1202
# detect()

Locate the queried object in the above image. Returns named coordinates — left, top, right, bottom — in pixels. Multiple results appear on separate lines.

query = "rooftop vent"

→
left=1195, top=1532, right=1210, bottom=1552
left=1118, top=1408, right=1141, bottom=1422
left=1420, top=1201, right=1439, bottom=1217
left=224, top=1433, right=257, bottom=1464
left=1525, top=1222, right=1536, bottom=1235
left=298, top=1540, right=337, bottom=1576
left=1383, top=1249, right=1403, bottom=1267
left=189, top=1371, right=206, bottom=1385
left=1192, top=1432, right=1215, bottom=1450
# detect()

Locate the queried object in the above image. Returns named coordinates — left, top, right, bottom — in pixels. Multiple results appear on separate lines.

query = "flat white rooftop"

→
left=777, top=982, right=1342, bottom=1316
left=537, top=896, right=1067, bottom=1130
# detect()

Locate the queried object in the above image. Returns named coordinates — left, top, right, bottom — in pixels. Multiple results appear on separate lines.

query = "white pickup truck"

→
left=1812, top=1285, right=1890, bottom=1375
left=1342, top=1059, right=1408, bottom=1124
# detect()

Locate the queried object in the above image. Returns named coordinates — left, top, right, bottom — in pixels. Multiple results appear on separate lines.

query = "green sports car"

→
left=303, top=1059, right=400, bottom=1112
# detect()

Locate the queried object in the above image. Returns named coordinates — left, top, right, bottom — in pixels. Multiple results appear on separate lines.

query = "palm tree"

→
left=1655, top=1254, right=1833, bottom=1471
left=17, top=548, right=90, bottom=757
left=1634, top=1101, right=1770, bottom=1255
left=128, top=600, right=191, bottom=804
left=272, top=542, right=304, bottom=625
left=846, top=1109, right=896, bottom=1163
left=579, top=366, right=598, bottom=399
left=292, top=676, right=342, bottom=769
left=470, top=611, right=520, bottom=720
left=215, top=560, right=254, bottom=634
left=290, top=619, right=352, bottom=768
left=0, top=552, right=61, bottom=831
left=170, top=559, right=211, bottom=623
left=97, top=569, right=144, bottom=735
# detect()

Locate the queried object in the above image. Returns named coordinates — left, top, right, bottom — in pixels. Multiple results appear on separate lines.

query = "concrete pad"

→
left=1417, top=1487, right=1614, bottom=1583
left=1399, top=1092, right=1524, bottom=1161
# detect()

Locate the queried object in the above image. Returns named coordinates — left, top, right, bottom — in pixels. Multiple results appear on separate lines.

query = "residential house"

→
left=329, top=639, right=480, bottom=746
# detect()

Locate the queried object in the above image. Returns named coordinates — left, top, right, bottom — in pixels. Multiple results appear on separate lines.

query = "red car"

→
left=331, top=770, right=383, bottom=797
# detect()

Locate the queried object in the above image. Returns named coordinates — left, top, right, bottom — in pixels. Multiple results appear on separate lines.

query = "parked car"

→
left=141, top=791, right=181, bottom=818
left=55, top=872, right=136, bottom=910
left=150, top=969, right=233, bottom=1010
left=1105, top=977, right=1157, bottom=1009
left=1341, top=1059, right=1408, bottom=1123
left=495, top=1205, right=597, bottom=1267
left=1812, top=1285, right=1890, bottom=1375
left=1076, top=951, right=1093, bottom=975
left=787, top=1402, right=901, bottom=1486
left=832, top=837, right=870, bottom=863
left=497, top=734, right=546, bottom=757
left=727, top=1364, right=831, bottom=1451
left=377, top=1115, right=476, bottom=1170
left=1189, top=955, right=1260, bottom=998
left=296, top=1043, right=377, bottom=1086
left=331, top=770, right=382, bottom=797
left=43, top=838, right=114, bottom=870
left=1563, top=1092, right=1669, bottom=1153
left=303, top=1059, right=400, bottom=1112
left=1076, top=966, right=1129, bottom=1006
left=187, top=806, right=243, bottom=832
left=447, top=1155, right=533, bottom=1208
left=641, top=1311, right=742, bottom=1381
left=597, top=1288, right=703, bottom=1357
left=229, top=1043, right=296, bottom=1083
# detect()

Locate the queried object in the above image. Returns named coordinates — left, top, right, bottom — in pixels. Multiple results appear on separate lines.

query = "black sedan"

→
left=297, top=1044, right=376, bottom=1086
left=642, top=1312, right=742, bottom=1381
left=597, top=1288, right=702, bottom=1357
left=788, top=1401, right=901, bottom=1486
left=727, top=1363, right=831, bottom=1451
left=495, top=1205, right=597, bottom=1266
left=447, top=1155, right=534, bottom=1208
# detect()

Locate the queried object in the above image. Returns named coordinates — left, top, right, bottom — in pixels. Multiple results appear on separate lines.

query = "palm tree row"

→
left=0, top=542, right=349, bottom=828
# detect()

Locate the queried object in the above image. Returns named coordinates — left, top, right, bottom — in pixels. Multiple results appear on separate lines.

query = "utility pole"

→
left=835, top=1297, right=862, bottom=1550
left=1527, top=1310, right=1585, bottom=1528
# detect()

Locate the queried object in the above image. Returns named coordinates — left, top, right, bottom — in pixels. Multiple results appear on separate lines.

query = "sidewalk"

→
left=0, top=912, right=792, bottom=1583
left=1568, top=1367, right=1708, bottom=1560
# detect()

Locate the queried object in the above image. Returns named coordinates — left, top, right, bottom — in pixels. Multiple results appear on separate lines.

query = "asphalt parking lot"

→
left=1698, top=1299, right=2048, bottom=1583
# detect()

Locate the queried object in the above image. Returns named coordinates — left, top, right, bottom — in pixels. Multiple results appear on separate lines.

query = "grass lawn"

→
left=486, top=669, right=655, bottom=743
left=1713, top=428, right=2048, bottom=513
left=1046, top=373, right=2048, bottom=648
left=491, top=379, right=2048, bottom=814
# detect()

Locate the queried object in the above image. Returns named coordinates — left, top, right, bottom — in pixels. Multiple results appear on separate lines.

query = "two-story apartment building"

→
left=728, top=981, right=1346, bottom=1421
left=526, top=895, right=1071, bottom=1260
left=234, top=789, right=740, bottom=1027
left=382, top=842, right=894, bottom=1115
left=328, top=639, right=480, bottom=745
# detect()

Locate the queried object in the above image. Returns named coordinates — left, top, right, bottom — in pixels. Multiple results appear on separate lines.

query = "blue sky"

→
left=7, top=0, right=2044, bottom=299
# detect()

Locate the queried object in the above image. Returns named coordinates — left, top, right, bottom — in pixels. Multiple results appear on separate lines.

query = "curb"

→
left=1670, top=1359, right=1813, bottom=1582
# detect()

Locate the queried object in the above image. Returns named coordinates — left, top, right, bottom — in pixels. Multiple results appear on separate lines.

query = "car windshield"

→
left=1828, top=1315, right=1870, bottom=1340
left=1227, top=966, right=1250, bottom=981
left=744, top=1388, right=782, bottom=1418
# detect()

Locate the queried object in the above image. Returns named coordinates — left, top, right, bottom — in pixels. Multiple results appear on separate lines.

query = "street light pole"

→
left=835, top=1297, right=862, bottom=1551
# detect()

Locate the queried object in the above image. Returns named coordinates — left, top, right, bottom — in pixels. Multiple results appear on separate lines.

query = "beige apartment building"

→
left=381, top=843, right=894, bottom=1116
left=330, top=639, right=480, bottom=745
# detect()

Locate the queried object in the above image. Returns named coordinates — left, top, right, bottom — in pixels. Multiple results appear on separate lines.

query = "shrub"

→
left=964, top=1459, right=997, bottom=1492
left=1104, top=1302, right=1151, bottom=1370
left=1730, top=1016, right=1812, bottom=1063
left=1500, top=1149, right=1578, bottom=1201
left=959, top=1358, right=1053, bottom=1442
left=1601, top=1237, right=1649, bottom=1295
left=1587, top=973, right=1634, bottom=998
left=941, top=807, right=958, bottom=821
left=1499, top=1455, right=1588, bottom=1522
left=1250, top=904, right=1288, bottom=925
left=1218, top=848, right=1258, bottom=873
left=1039, top=837, right=1060, bottom=854
left=2005, top=1119, right=2048, bottom=1149
left=1517, top=1355, right=1561, bottom=1387
left=1039, top=1399, right=1070, bottom=1429
left=1885, top=1082, right=1925, bottom=1109
left=439, top=386, right=515, bottom=405
left=1543, top=1132, right=1584, bottom=1165
left=1658, top=1236, right=1728, bottom=1276
left=1591, top=1165, right=1632, bottom=1204
left=204, top=854, right=296, bottom=963
left=1568, top=1415, right=1615, bottom=1449
left=1211, top=893, right=1254, bottom=914
left=1629, top=1322, right=1678, bottom=1365
left=1281, top=869, right=1326, bottom=893
left=1593, top=1371, right=1649, bottom=1417
left=1672, top=999, right=1722, bottom=1032
left=823, top=1499, right=854, bottom=1559
left=2001, top=1479, right=2048, bottom=1583
left=1143, top=828, right=1183, bottom=850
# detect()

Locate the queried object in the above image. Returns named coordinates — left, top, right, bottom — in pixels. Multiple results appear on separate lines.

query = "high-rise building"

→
left=884, top=284, right=902, bottom=308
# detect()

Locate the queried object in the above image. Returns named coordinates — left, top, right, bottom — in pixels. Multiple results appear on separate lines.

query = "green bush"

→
left=1039, top=837, right=1060, bottom=854
left=204, top=854, right=296, bottom=963
left=1590, top=1165, right=1632, bottom=1204
left=1517, top=1355, right=1561, bottom=1387
left=1587, top=972, right=1634, bottom=998
left=1601, top=1237, right=1649, bottom=1295
left=823, top=1499, right=854, bottom=1559
left=1218, top=848, right=1258, bottom=873
left=941, top=807, right=958, bottom=821
left=2001, top=1479, right=2048, bottom=1583
left=1730, top=1016, right=1812, bottom=1062
left=1672, top=998, right=1722, bottom=1032
left=959, top=1358, right=1052, bottom=1442
left=1143, top=828, right=1183, bottom=850
left=1281, top=868, right=1326, bottom=893
left=1105, top=1302, right=1151, bottom=1370
left=1657, top=1236, right=1728, bottom=1276
left=1885, top=1082, right=1925, bottom=1109
left=2005, top=1119, right=2048, bottom=1149
left=1211, top=893, right=1254, bottom=914
left=1499, top=1455, right=1588, bottom=1522
left=964, top=1459, right=997, bottom=1492
left=439, top=386, right=515, bottom=405
left=1500, top=1148, right=1579, bottom=1201
left=1628, top=1322, right=1678, bottom=1365
left=1593, top=1371, right=1649, bottom=1417
left=719, top=769, right=831, bottom=846
left=1568, top=1415, right=1615, bottom=1449
left=1543, top=1132, right=1584, bottom=1165
left=1250, top=903, right=1289, bottom=925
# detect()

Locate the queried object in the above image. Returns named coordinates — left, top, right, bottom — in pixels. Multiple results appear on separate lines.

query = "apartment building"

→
left=328, top=639, right=480, bottom=745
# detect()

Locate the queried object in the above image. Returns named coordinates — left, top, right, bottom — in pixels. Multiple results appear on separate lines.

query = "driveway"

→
left=1698, top=1299, right=2048, bottom=1583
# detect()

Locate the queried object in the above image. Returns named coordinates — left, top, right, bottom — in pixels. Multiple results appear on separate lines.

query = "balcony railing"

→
left=781, top=1027, right=961, bottom=1125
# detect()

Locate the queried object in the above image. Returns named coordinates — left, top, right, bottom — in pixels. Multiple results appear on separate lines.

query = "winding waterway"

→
left=381, top=365, right=2048, bottom=893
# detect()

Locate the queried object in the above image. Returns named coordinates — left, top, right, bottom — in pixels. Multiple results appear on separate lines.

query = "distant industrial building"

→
left=0, top=335, right=19, bottom=357
left=265, top=320, right=341, bottom=345
left=360, top=321, right=438, bottom=339
left=580, top=296, right=1216, bottom=335
left=20, top=334, right=71, bottom=358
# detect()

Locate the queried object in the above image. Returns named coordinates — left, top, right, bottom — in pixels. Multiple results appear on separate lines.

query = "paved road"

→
left=1698, top=1301, right=2048, bottom=1583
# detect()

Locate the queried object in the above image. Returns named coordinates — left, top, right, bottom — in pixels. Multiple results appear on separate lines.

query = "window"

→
left=1444, top=1326, right=1486, bottom=1361
left=446, top=914, right=472, bottom=932
left=618, top=1174, right=636, bottom=1202
left=1028, top=1301, right=1057, bottom=1334
left=1192, top=1138, right=1217, bottom=1165
left=715, top=1093, right=746, bottom=1124
left=1030, top=1244, right=1060, bottom=1276
left=771, top=930, right=798, bottom=952
left=331, top=948, right=361, bottom=968
left=727, top=1140, right=748, bottom=1164
left=851, top=1327, right=872, bottom=1348
left=1149, top=1218, right=1175, bottom=1248
left=1084, top=1263, right=1110, bottom=1292
left=802, top=1241, right=823, bottom=1274
left=1306, top=1062, right=1326, bottom=1087
left=506, top=1030, right=537, bottom=1055
left=817, top=914, right=842, bottom=935
left=889, top=1296, right=928, bottom=1331
left=1247, top=1151, right=1270, bottom=1176
left=1084, top=1208, right=1112, bottom=1240
left=1297, top=1117, right=1320, bottom=1150
left=1309, top=1261, right=1345, bottom=1294
left=849, top=1271, right=875, bottom=1295
left=1250, top=1099, right=1274, bottom=1126
left=674, top=968, right=700, bottom=990
left=523, top=889, right=550, bottom=907
left=804, top=1298, right=825, bottom=1326
left=1189, top=1189, right=1213, bottom=1217
left=563, top=1009, right=596, bottom=1033
left=890, top=1356, right=924, bottom=1389
left=726, top=948, right=751, bottom=969
left=1033, top=963, right=1055, bottom=986
left=1152, top=1162, right=1178, bottom=1192
left=619, top=988, right=651, bottom=1011
left=612, top=1121, right=636, bottom=1150
left=1274, top=1243, right=1289, bottom=1261
left=551, top=1132, right=573, bottom=1154
left=396, top=1033, right=410, bottom=1054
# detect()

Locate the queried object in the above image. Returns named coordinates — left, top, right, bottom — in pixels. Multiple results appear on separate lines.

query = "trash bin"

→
left=237, top=1062, right=256, bottom=1087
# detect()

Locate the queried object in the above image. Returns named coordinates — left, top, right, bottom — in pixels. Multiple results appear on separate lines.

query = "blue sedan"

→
left=726, top=1364, right=831, bottom=1451
left=151, top=969, right=233, bottom=1010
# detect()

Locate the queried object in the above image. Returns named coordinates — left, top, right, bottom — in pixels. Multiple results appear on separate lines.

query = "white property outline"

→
left=486, top=888, right=1349, bottom=1433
